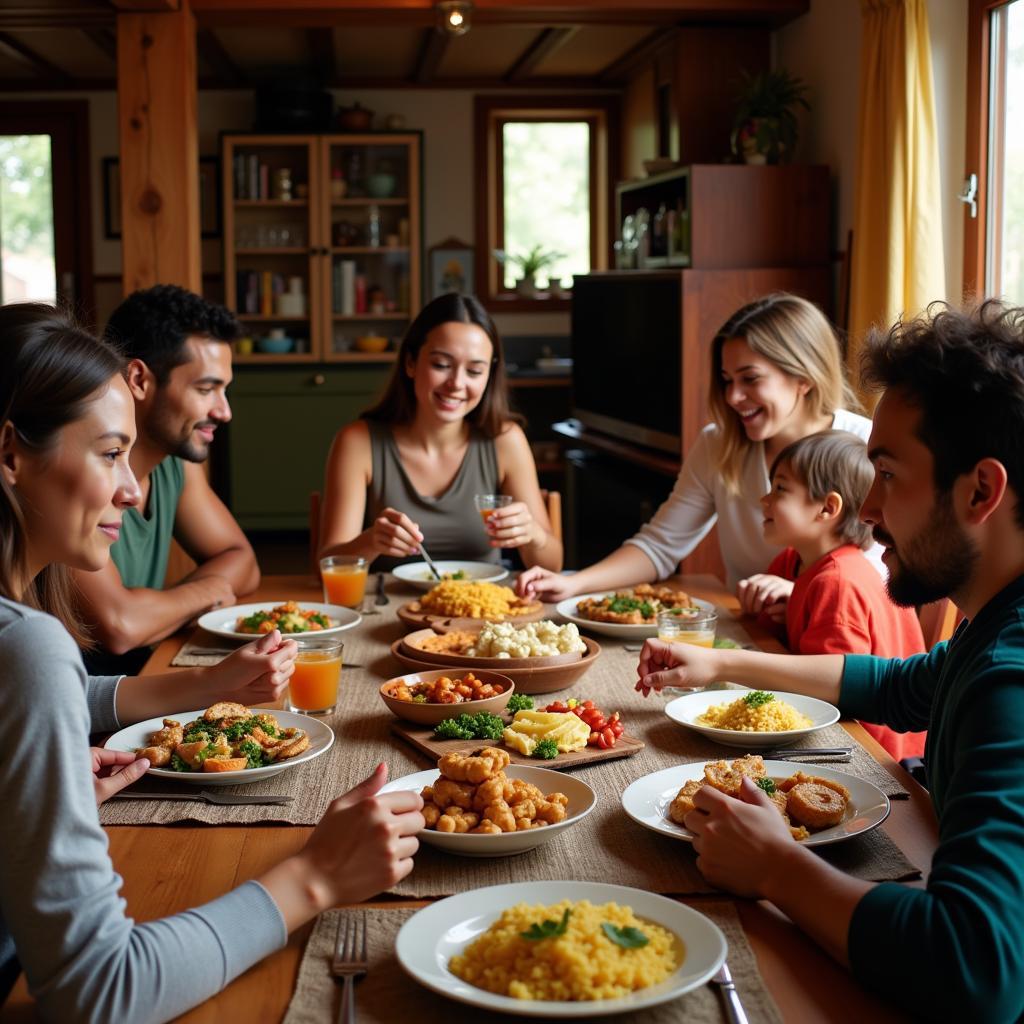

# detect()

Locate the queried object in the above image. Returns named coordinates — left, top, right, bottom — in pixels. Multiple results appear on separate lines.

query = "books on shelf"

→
left=233, top=153, right=278, bottom=201
left=236, top=270, right=290, bottom=316
left=332, top=259, right=357, bottom=315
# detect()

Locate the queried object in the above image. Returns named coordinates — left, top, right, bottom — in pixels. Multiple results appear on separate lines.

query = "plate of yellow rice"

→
left=664, top=689, right=839, bottom=748
left=396, top=880, right=726, bottom=1016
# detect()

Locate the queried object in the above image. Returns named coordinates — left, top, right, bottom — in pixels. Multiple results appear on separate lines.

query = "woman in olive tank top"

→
left=319, top=294, right=563, bottom=572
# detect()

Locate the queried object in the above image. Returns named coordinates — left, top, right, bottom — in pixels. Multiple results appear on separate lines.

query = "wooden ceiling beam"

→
left=306, top=26, right=336, bottom=83
left=82, top=27, right=118, bottom=62
left=505, top=26, right=577, bottom=82
left=0, top=31, right=73, bottom=85
left=195, top=27, right=245, bottom=85
left=0, top=8, right=112, bottom=29
left=111, top=0, right=180, bottom=10
left=599, top=26, right=675, bottom=83
left=412, top=27, right=448, bottom=84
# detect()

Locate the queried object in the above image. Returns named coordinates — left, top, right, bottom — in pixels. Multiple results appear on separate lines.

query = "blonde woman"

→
left=519, top=294, right=877, bottom=608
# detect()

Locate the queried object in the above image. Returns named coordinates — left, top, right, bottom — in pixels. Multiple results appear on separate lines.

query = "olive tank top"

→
left=363, top=420, right=501, bottom=572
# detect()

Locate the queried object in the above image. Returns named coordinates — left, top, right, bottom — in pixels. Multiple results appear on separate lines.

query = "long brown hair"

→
left=708, top=294, right=858, bottom=493
left=363, top=293, right=522, bottom=436
left=0, top=303, right=125, bottom=644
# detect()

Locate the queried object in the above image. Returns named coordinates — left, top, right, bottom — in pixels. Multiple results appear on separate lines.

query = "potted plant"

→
left=730, top=69, right=810, bottom=165
left=493, top=244, right=566, bottom=298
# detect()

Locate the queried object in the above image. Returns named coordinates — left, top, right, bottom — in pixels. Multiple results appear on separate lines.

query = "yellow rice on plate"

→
left=696, top=692, right=813, bottom=732
left=448, top=899, right=679, bottom=1001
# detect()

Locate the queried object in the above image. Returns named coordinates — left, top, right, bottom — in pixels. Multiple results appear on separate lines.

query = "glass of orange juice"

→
left=474, top=493, right=513, bottom=526
left=289, top=637, right=343, bottom=715
left=657, top=607, right=718, bottom=647
left=320, top=555, right=368, bottom=608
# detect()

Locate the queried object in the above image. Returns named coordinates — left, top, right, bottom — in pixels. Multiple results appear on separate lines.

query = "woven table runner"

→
left=170, top=635, right=244, bottom=667
left=283, top=901, right=783, bottom=1024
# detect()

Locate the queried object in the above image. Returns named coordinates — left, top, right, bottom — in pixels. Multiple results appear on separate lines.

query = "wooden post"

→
left=117, top=0, right=200, bottom=294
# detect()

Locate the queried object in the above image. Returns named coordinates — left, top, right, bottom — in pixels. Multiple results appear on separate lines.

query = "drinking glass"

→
left=474, top=493, right=513, bottom=526
left=657, top=607, right=718, bottom=647
left=288, top=637, right=343, bottom=715
left=320, top=555, right=368, bottom=608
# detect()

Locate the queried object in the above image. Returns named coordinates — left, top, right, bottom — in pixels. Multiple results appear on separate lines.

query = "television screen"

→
left=570, top=273, right=682, bottom=454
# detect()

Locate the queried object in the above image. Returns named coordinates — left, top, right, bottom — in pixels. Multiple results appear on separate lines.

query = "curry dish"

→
left=575, top=584, right=695, bottom=625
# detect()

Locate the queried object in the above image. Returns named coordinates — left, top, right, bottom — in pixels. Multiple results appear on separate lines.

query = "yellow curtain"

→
left=848, top=0, right=945, bottom=398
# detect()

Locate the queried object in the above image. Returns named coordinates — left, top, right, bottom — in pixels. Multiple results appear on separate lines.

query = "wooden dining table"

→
left=2, top=573, right=938, bottom=1023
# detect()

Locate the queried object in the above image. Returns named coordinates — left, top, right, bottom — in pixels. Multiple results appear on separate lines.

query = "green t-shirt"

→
left=110, top=456, right=186, bottom=590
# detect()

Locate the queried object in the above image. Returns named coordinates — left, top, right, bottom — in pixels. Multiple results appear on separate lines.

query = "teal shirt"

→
left=110, top=456, right=185, bottom=590
left=840, top=575, right=1024, bottom=1022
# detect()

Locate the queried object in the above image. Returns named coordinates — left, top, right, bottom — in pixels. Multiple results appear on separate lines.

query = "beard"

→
left=878, top=490, right=978, bottom=607
left=147, top=395, right=213, bottom=463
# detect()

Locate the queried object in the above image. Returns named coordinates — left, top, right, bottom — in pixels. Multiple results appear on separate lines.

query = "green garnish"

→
left=169, top=753, right=191, bottom=773
left=756, top=777, right=777, bottom=795
left=450, top=569, right=466, bottom=580
left=743, top=690, right=775, bottom=708
left=240, top=611, right=272, bottom=630
left=433, top=712, right=505, bottom=741
left=532, top=738, right=559, bottom=760
left=506, top=694, right=535, bottom=713
left=307, top=612, right=331, bottom=628
left=713, top=637, right=740, bottom=649
left=239, top=739, right=265, bottom=769
left=520, top=908, right=570, bottom=941
left=412, top=694, right=427, bottom=703
left=601, top=923, right=650, bottom=949
left=223, top=716, right=262, bottom=741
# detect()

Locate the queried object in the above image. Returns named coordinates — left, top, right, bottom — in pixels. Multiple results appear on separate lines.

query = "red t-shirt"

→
left=766, top=544, right=927, bottom=761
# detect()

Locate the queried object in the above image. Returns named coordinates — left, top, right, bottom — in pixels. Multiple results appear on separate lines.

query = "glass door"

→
left=0, top=134, right=55, bottom=303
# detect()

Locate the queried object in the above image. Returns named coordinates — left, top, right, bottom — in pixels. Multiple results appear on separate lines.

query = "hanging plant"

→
left=730, top=69, right=810, bottom=165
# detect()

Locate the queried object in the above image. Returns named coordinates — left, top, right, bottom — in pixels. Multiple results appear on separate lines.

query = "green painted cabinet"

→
left=224, top=365, right=390, bottom=529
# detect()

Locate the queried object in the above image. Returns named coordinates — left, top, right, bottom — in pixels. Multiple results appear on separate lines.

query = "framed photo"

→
left=429, top=237, right=474, bottom=299
left=101, top=156, right=221, bottom=240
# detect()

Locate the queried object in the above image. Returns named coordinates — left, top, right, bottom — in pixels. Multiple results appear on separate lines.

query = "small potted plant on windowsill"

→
left=730, top=68, right=809, bottom=165
left=493, top=244, right=566, bottom=299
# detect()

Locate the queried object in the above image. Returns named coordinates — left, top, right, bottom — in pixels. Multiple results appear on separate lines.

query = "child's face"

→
left=761, top=461, right=832, bottom=549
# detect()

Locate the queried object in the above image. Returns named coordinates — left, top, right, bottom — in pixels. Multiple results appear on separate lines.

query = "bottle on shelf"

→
left=330, top=168, right=347, bottom=200
left=367, top=204, right=381, bottom=248
left=354, top=274, right=367, bottom=314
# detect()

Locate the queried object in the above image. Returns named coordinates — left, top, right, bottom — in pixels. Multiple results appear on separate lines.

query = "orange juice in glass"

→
left=289, top=638, right=343, bottom=715
left=320, top=555, right=368, bottom=608
left=657, top=607, right=717, bottom=647
left=475, top=493, right=513, bottom=527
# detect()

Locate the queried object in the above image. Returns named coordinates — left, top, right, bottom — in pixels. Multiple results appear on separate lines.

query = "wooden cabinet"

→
left=222, top=132, right=422, bottom=364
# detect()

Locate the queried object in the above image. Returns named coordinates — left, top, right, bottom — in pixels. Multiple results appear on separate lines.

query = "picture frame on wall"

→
left=102, top=156, right=222, bottom=240
left=429, top=237, right=474, bottom=299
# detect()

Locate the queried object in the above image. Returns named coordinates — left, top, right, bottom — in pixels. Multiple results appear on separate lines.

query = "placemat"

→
left=170, top=635, right=242, bottom=667
left=283, top=901, right=784, bottom=1024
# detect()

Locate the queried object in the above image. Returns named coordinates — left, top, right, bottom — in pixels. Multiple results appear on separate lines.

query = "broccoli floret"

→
left=532, top=739, right=560, bottom=760
left=434, top=716, right=474, bottom=740
left=506, top=694, right=535, bottom=713
left=756, top=777, right=777, bottom=795
left=238, top=739, right=265, bottom=769
left=224, top=716, right=260, bottom=741
left=433, top=712, right=505, bottom=741
left=169, top=753, right=192, bottom=773
left=412, top=694, right=428, bottom=704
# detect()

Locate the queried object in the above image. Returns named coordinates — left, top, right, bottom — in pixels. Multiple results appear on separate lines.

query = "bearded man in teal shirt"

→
left=636, top=301, right=1024, bottom=1021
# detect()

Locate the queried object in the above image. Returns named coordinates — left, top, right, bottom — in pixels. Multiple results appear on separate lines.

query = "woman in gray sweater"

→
left=0, top=304, right=424, bottom=1022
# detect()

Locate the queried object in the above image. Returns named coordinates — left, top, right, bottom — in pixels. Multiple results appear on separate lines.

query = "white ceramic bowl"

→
left=106, top=709, right=334, bottom=786
left=663, top=688, right=840, bottom=748
left=556, top=594, right=715, bottom=639
left=197, top=601, right=361, bottom=641
left=622, top=760, right=889, bottom=848
left=395, top=880, right=727, bottom=1017
left=379, top=764, right=596, bottom=857
left=392, top=561, right=510, bottom=591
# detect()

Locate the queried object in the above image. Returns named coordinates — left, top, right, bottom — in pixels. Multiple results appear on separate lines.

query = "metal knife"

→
left=374, top=572, right=389, bottom=605
left=710, top=962, right=749, bottom=1024
left=111, top=790, right=294, bottom=806
left=761, top=747, right=854, bottom=759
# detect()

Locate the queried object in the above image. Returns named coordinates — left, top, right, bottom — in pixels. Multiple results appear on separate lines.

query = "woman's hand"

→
left=300, top=764, right=424, bottom=906
left=204, top=630, right=297, bottom=705
left=370, top=508, right=424, bottom=559
left=515, top=566, right=579, bottom=602
left=635, top=638, right=718, bottom=696
left=483, top=501, right=542, bottom=551
left=684, top=776, right=802, bottom=897
left=736, top=574, right=793, bottom=622
left=91, top=748, right=150, bottom=805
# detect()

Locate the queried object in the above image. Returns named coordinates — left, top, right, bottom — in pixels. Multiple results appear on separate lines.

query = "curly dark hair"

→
left=104, top=284, right=240, bottom=384
left=860, top=300, right=1024, bottom=528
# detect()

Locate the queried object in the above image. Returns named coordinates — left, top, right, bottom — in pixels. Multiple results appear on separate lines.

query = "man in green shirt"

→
left=76, top=285, right=259, bottom=672
left=637, top=302, right=1024, bottom=1021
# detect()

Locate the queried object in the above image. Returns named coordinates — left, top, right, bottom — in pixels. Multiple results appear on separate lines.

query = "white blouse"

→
left=624, top=409, right=882, bottom=588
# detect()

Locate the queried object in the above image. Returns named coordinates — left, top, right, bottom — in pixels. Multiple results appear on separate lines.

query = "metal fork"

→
left=331, top=911, right=368, bottom=1024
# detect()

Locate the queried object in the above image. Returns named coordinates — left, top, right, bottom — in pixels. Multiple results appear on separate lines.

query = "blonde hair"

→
left=708, top=294, right=859, bottom=493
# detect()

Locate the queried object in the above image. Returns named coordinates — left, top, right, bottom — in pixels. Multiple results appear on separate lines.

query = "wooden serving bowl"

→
left=389, top=636, right=602, bottom=695
left=396, top=599, right=545, bottom=631
left=379, top=668, right=515, bottom=725
left=398, top=627, right=582, bottom=669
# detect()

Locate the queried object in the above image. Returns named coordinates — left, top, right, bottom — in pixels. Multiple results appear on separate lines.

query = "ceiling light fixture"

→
left=437, top=1, right=473, bottom=36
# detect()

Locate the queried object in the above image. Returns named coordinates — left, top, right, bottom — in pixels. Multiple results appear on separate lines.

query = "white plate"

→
left=395, top=880, right=727, bottom=1017
left=622, top=760, right=889, bottom=847
left=106, top=709, right=335, bottom=786
left=664, top=689, right=840, bottom=748
left=379, top=765, right=596, bottom=857
left=196, top=601, right=361, bottom=640
left=556, top=593, right=715, bottom=638
left=391, top=561, right=509, bottom=591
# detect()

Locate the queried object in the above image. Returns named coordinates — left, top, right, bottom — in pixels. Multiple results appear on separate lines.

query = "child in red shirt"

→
left=738, top=429, right=926, bottom=760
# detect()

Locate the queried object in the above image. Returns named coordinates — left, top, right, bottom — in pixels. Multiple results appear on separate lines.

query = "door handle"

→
left=311, top=373, right=326, bottom=386
left=958, top=173, right=978, bottom=219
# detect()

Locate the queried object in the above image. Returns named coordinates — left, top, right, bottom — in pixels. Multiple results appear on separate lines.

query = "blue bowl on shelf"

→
left=255, top=334, right=295, bottom=354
